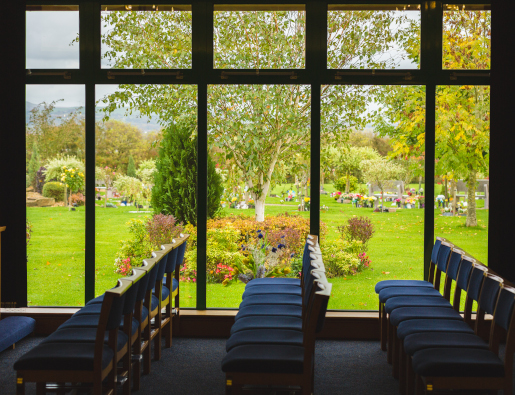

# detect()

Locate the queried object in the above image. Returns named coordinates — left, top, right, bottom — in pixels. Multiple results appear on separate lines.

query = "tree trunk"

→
left=418, top=176, right=422, bottom=192
left=321, top=172, right=325, bottom=191
left=466, top=170, right=478, bottom=227
left=255, top=197, right=266, bottom=222
left=104, top=188, right=108, bottom=208
left=444, top=178, right=448, bottom=206
left=345, top=172, right=350, bottom=193
left=450, top=179, right=457, bottom=214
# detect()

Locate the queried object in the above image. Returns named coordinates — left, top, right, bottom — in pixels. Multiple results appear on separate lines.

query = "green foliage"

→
left=43, top=156, right=85, bottom=181
left=60, top=166, right=85, bottom=194
left=136, top=159, right=156, bottom=185
left=42, top=182, right=65, bottom=201
left=152, top=118, right=223, bottom=226
left=127, top=154, right=137, bottom=178
left=113, top=175, right=143, bottom=202
left=114, top=218, right=153, bottom=275
left=27, top=141, right=40, bottom=189
left=322, top=239, right=365, bottom=278
left=334, top=176, right=358, bottom=194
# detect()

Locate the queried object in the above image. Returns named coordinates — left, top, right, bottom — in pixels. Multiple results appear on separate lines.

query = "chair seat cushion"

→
left=235, top=305, right=302, bottom=321
left=239, top=294, right=302, bottom=309
left=385, top=296, right=452, bottom=314
left=404, top=332, right=489, bottom=356
left=245, top=278, right=301, bottom=289
left=379, top=287, right=441, bottom=303
left=13, top=343, right=114, bottom=371
left=221, top=345, right=305, bottom=374
left=43, top=328, right=129, bottom=352
left=390, top=307, right=463, bottom=326
left=73, top=304, right=102, bottom=316
left=85, top=294, right=104, bottom=305
left=397, top=319, right=474, bottom=340
left=242, top=285, right=301, bottom=299
left=0, top=317, right=36, bottom=353
left=58, top=315, right=101, bottom=329
left=412, top=348, right=505, bottom=378
left=226, top=329, right=303, bottom=352
left=230, top=316, right=303, bottom=335
left=375, top=280, right=432, bottom=294
left=172, top=278, right=179, bottom=292
left=154, top=285, right=170, bottom=301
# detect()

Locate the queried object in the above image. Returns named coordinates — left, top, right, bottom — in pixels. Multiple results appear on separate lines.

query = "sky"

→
left=26, top=9, right=420, bottom=109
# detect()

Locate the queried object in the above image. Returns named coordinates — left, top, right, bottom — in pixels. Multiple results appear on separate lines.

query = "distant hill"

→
left=25, top=101, right=162, bottom=133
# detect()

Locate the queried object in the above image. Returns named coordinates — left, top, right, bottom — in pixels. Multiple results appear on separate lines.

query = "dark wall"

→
left=0, top=4, right=27, bottom=306
left=489, top=2, right=515, bottom=281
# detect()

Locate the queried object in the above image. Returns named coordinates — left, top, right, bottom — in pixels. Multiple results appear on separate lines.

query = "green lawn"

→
left=27, top=184, right=488, bottom=309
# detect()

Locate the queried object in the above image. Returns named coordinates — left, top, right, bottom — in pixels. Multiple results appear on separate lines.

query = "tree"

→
left=26, top=101, right=85, bottom=162
left=113, top=175, right=143, bottom=203
left=335, top=146, right=380, bottom=192
left=95, top=120, right=153, bottom=172
left=362, top=158, right=404, bottom=212
left=127, top=154, right=137, bottom=178
left=151, top=118, right=223, bottom=226
left=95, top=166, right=117, bottom=208
left=98, top=9, right=413, bottom=221
left=375, top=10, right=490, bottom=226
left=27, top=141, right=40, bottom=190
left=60, top=166, right=85, bottom=209
left=135, top=159, right=156, bottom=186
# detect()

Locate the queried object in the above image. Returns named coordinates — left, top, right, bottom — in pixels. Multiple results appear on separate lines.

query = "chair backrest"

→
left=162, top=242, right=178, bottom=274
left=153, top=251, right=168, bottom=285
left=453, top=255, right=475, bottom=308
left=142, top=256, right=160, bottom=294
left=431, top=238, right=443, bottom=264
left=103, top=280, right=132, bottom=331
left=175, top=238, right=188, bottom=270
left=135, top=261, right=153, bottom=303
left=466, top=264, right=489, bottom=303
left=436, top=241, right=452, bottom=273
left=490, top=285, right=515, bottom=357
left=478, top=273, right=504, bottom=316
left=120, top=269, right=146, bottom=315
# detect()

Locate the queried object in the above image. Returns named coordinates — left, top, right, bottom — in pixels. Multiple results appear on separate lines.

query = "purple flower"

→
left=258, top=233, right=264, bottom=239
left=290, top=253, right=295, bottom=258
left=261, top=244, right=265, bottom=249
left=281, top=235, right=285, bottom=238
left=278, top=244, right=285, bottom=249
left=272, top=247, right=277, bottom=253
left=257, top=229, right=262, bottom=233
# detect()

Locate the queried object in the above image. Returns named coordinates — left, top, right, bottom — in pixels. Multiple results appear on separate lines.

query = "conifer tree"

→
left=127, top=154, right=137, bottom=178
left=27, top=141, right=40, bottom=189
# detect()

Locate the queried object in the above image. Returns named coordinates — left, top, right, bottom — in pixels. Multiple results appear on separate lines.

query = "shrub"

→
left=337, top=216, right=375, bottom=251
left=322, top=239, right=365, bottom=277
left=334, top=175, right=358, bottom=193
left=70, top=193, right=85, bottom=206
left=152, top=117, right=223, bottom=225
left=42, top=182, right=65, bottom=201
left=114, top=214, right=184, bottom=275
left=146, top=214, right=184, bottom=248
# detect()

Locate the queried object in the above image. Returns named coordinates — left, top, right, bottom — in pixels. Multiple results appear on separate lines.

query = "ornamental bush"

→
left=322, top=239, right=365, bottom=277
left=42, top=182, right=65, bottom=201
left=334, top=175, right=359, bottom=194
left=152, top=117, right=224, bottom=226
left=337, top=216, right=375, bottom=252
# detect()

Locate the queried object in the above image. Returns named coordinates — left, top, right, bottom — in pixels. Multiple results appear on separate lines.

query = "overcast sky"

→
left=26, top=10, right=419, bottom=109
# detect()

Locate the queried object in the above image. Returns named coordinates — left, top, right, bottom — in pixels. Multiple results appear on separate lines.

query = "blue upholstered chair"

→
left=412, top=284, right=515, bottom=395
left=14, top=280, right=132, bottom=395
left=379, top=241, right=454, bottom=354
left=222, top=280, right=332, bottom=395
left=400, top=271, right=502, bottom=395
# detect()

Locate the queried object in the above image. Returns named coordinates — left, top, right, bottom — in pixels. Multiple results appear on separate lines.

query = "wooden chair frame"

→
left=224, top=281, right=331, bottom=395
left=414, top=285, right=515, bottom=395
left=16, top=280, right=132, bottom=395
left=380, top=237, right=448, bottom=352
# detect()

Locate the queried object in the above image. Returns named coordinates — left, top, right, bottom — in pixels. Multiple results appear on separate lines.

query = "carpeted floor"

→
left=0, top=337, right=506, bottom=394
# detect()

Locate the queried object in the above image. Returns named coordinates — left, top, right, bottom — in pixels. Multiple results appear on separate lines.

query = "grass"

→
left=27, top=183, right=488, bottom=309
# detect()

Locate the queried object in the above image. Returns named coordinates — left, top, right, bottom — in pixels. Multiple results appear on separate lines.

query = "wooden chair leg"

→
left=406, top=355, right=415, bottom=395
left=392, top=326, right=399, bottom=378
left=133, top=358, right=141, bottom=391
left=387, top=321, right=393, bottom=364
left=380, top=302, right=388, bottom=351
left=415, top=374, right=425, bottom=395
left=398, top=342, right=406, bottom=394
left=16, top=375, right=25, bottom=395
left=154, top=326, right=162, bottom=361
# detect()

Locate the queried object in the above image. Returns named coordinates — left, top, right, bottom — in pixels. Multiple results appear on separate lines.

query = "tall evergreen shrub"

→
left=152, top=118, right=223, bottom=226
left=27, top=141, right=40, bottom=189
left=127, top=154, right=137, bottom=178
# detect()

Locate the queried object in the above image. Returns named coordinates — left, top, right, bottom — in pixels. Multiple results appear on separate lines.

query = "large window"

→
left=18, top=2, right=491, bottom=311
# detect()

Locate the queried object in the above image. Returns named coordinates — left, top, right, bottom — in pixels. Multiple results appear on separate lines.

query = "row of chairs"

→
left=375, top=237, right=515, bottom=394
left=14, top=235, right=189, bottom=394
left=221, top=235, right=332, bottom=395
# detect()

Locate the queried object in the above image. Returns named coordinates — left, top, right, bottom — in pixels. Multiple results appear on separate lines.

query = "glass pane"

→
left=434, top=85, right=489, bottom=261
left=443, top=5, right=491, bottom=70
left=321, top=84, right=425, bottom=309
left=26, top=7, right=79, bottom=69
left=214, top=7, right=306, bottom=69
left=328, top=6, right=420, bottom=69
left=207, top=84, right=311, bottom=307
left=101, top=5, right=192, bottom=69
left=26, top=85, right=85, bottom=306
left=95, top=84, right=197, bottom=307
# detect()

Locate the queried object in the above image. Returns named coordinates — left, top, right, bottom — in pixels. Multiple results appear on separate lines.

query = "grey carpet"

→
left=0, top=337, right=507, bottom=394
